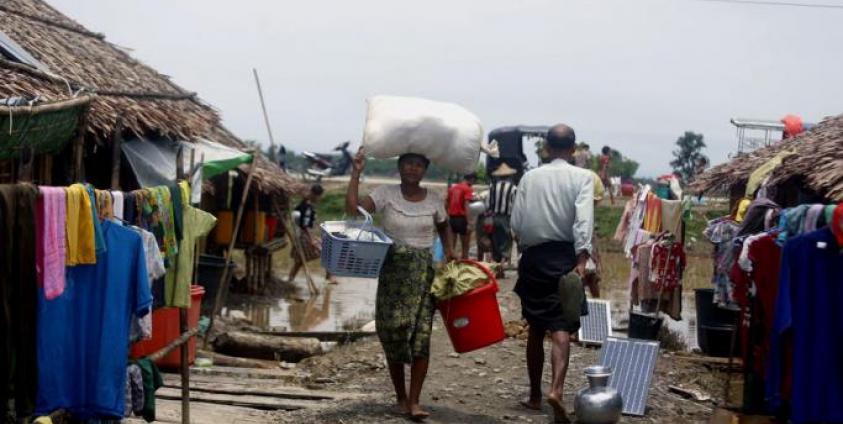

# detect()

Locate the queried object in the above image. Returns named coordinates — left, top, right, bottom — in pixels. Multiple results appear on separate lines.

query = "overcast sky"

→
left=49, top=0, right=843, bottom=176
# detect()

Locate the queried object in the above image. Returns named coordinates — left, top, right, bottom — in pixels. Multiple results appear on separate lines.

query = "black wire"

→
left=698, top=0, right=843, bottom=9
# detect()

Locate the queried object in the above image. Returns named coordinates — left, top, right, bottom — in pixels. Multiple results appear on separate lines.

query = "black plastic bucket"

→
left=695, top=288, right=738, bottom=326
left=695, top=288, right=740, bottom=356
left=698, top=324, right=739, bottom=357
left=628, top=311, right=663, bottom=340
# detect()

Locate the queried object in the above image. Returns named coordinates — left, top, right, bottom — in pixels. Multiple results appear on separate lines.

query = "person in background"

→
left=573, top=142, right=592, bottom=169
left=288, top=184, right=336, bottom=285
left=277, top=144, right=287, bottom=172
left=599, top=145, right=615, bottom=205
left=447, top=173, right=476, bottom=259
left=486, top=163, right=518, bottom=278
left=346, top=149, right=453, bottom=421
left=583, top=170, right=606, bottom=298
left=511, top=124, right=594, bottom=424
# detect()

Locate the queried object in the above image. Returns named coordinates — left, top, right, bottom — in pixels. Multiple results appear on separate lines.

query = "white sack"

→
left=362, top=95, right=483, bottom=174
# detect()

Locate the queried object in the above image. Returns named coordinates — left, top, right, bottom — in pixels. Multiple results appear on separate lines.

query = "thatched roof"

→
left=0, top=0, right=301, bottom=195
left=691, top=114, right=843, bottom=202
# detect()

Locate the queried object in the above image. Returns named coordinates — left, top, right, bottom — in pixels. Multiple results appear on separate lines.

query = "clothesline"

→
left=702, top=199, right=843, bottom=422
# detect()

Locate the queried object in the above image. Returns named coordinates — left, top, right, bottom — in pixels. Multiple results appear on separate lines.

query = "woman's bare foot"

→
left=394, top=398, right=410, bottom=415
left=408, top=403, right=430, bottom=421
left=519, top=397, right=542, bottom=410
left=546, top=395, right=571, bottom=424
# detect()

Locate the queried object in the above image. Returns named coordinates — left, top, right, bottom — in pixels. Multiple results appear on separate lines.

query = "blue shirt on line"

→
left=767, top=227, right=843, bottom=423
left=36, top=220, right=152, bottom=419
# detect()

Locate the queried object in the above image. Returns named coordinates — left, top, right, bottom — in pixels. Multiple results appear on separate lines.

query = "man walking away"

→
left=447, top=173, right=476, bottom=259
left=511, top=124, right=594, bottom=423
left=486, top=163, right=518, bottom=278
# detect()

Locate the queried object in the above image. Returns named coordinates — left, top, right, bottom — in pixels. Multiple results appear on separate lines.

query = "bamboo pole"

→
left=175, top=145, right=190, bottom=424
left=72, top=106, right=89, bottom=183
left=147, top=327, right=200, bottom=362
left=205, top=153, right=259, bottom=347
left=110, top=118, right=123, bottom=190
left=252, top=69, right=276, bottom=150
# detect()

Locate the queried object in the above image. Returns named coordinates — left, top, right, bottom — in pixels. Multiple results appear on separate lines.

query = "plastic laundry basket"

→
left=320, top=207, right=392, bottom=278
left=437, top=260, right=506, bottom=353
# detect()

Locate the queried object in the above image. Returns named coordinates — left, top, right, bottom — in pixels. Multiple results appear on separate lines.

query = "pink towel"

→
left=36, top=186, right=67, bottom=300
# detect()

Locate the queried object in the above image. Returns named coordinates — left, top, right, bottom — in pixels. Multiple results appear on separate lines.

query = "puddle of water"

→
left=226, top=276, right=378, bottom=332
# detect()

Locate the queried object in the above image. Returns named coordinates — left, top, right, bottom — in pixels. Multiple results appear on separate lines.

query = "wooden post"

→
left=110, top=118, right=123, bottom=190
left=252, top=69, right=276, bottom=150
left=17, top=146, right=33, bottom=183
left=174, top=146, right=190, bottom=424
left=205, top=153, right=259, bottom=347
left=72, top=107, right=89, bottom=183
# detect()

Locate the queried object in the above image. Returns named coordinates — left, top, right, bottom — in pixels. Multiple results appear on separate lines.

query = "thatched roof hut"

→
left=0, top=0, right=303, bottom=195
left=691, top=113, right=843, bottom=203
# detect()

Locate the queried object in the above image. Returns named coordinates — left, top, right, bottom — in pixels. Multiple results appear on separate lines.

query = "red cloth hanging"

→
left=833, top=203, right=843, bottom=247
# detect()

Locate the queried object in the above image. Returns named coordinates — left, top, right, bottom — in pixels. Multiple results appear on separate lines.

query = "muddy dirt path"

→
left=275, top=274, right=725, bottom=423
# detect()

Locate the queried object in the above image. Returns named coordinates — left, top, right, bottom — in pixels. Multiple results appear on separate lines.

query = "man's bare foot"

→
left=519, top=398, right=542, bottom=411
left=546, top=395, right=571, bottom=424
left=408, top=403, right=430, bottom=421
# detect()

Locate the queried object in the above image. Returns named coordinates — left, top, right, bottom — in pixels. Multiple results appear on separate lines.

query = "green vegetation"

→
left=670, top=131, right=708, bottom=183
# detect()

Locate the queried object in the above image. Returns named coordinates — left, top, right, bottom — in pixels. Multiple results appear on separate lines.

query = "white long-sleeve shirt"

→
left=510, top=159, right=594, bottom=254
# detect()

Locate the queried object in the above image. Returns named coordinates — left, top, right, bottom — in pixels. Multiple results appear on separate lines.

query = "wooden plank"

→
left=161, top=375, right=359, bottom=401
left=125, top=398, right=273, bottom=424
left=172, top=366, right=299, bottom=381
left=155, top=387, right=320, bottom=411
left=165, top=372, right=300, bottom=388
left=258, top=330, right=377, bottom=343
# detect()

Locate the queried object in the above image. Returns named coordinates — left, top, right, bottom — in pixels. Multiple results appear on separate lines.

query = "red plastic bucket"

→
left=130, top=285, right=204, bottom=370
left=437, top=260, right=506, bottom=353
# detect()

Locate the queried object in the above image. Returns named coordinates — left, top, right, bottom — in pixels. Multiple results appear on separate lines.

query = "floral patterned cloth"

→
left=376, top=245, right=435, bottom=364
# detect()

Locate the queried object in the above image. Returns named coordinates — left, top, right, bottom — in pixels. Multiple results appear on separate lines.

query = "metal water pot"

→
left=574, top=365, right=623, bottom=424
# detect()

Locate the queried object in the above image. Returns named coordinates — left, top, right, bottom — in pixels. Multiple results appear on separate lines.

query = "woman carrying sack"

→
left=346, top=148, right=454, bottom=421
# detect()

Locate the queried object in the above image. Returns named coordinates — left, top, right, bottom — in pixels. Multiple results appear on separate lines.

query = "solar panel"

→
left=598, top=337, right=659, bottom=416
left=578, top=299, right=612, bottom=344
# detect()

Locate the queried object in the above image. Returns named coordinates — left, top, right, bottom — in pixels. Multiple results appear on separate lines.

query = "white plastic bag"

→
left=362, top=95, right=483, bottom=174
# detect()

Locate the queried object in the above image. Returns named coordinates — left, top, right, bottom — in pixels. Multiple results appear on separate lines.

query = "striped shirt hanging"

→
left=487, top=180, right=517, bottom=216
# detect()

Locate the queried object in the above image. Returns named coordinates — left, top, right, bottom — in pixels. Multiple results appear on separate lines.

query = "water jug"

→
left=574, top=365, right=623, bottom=424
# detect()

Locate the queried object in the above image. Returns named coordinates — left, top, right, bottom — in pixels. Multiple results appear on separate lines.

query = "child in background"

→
left=288, top=184, right=337, bottom=284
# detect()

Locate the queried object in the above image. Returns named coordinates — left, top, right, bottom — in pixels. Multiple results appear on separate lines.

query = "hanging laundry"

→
left=124, top=364, right=144, bottom=417
left=136, top=358, right=163, bottom=422
left=0, top=184, right=38, bottom=418
left=833, top=203, right=843, bottom=246
left=36, top=220, right=152, bottom=419
left=65, top=184, right=97, bottom=265
left=737, top=198, right=780, bottom=237
left=131, top=227, right=166, bottom=341
left=649, top=236, right=686, bottom=292
left=643, top=192, right=663, bottom=233
left=36, top=187, right=67, bottom=300
left=704, top=217, right=741, bottom=307
left=767, top=227, right=843, bottom=423
left=734, top=198, right=751, bottom=223
left=112, top=191, right=124, bottom=220
left=85, top=184, right=106, bottom=255
left=623, top=187, right=651, bottom=256
left=660, top=199, right=683, bottom=238
left=165, top=182, right=216, bottom=308
left=150, top=186, right=178, bottom=260
left=168, top=183, right=184, bottom=242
